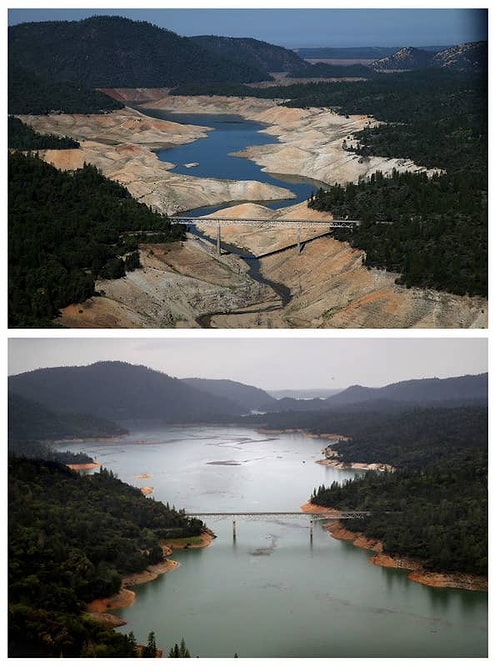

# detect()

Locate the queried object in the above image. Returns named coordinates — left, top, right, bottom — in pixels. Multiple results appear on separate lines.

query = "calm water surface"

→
left=56, top=426, right=487, bottom=658
left=139, top=109, right=328, bottom=214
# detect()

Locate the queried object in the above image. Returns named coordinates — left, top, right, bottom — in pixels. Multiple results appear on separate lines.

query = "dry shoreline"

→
left=301, top=502, right=487, bottom=592
left=85, top=532, right=214, bottom=626
left=20, top=97, right=487, bottom=329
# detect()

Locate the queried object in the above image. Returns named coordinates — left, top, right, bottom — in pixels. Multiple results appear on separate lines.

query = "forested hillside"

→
left=8, top=361, right=248, bottom=423
left=8, top=63, right=124, bottom=115
left=8, top=16, right=269, bottom=88
left=8, top=392, right=126, bottom=443
left=285, top=403, right=488, bottom=577
left=8, top=153, right=185, bottom=327
left=310, top=407, right=487, bottom=576
left=302, top=70, right=487, bottom=297
left=9, top=456, right=204, bottom=656
left=8, top=116, right=80, bottom=150
left=190, top=35, right=303, bottom=73
left=260, top=373, right=487, bottom=413
left=182, top=378, right=273, bottom=412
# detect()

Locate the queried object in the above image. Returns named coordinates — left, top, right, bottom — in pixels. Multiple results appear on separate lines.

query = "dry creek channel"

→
left=30, top=98, right=487, bottom=328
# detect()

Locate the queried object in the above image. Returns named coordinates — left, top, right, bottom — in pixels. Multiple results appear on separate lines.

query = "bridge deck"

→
left=170, top=217, right=359, bottom=229
left=188, top=511, right=369, bottom=519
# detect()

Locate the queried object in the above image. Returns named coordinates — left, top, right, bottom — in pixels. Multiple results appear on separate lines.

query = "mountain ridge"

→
left=259, top=373, right=487, bottom=412
left=370, top=41, right=486, bottom=72
left=8, top=361, right=248, bottom=425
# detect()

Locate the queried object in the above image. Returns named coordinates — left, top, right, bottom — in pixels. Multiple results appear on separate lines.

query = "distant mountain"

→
left=370, top=46, right=434, bottom=71
left=182, top=378, right=273, bottom=413
left=191, top=35, right=305, bottom=73
left=267, top=388, right=342, bottom=399
left=259, top=396, right=329, bottom=413
left=371, top=41, right=486, bottom=73
left=8, top=393, right=126, bottom=442
left=8, top=361, right=248, bottom=426
left=325, top=373, right=488, bottom=408
left=261, top=373, right=487, bottom=413
left=295, top=47, right=401, bottom=60
left=8, top=16, right=270, bottom=89
left=431, top=41, right=487, bottom=73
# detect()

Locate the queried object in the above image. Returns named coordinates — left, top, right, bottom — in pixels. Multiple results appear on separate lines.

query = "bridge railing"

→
left=187, top=511, right=370, bottom=520
left=170, top=216, right=360, bottom=229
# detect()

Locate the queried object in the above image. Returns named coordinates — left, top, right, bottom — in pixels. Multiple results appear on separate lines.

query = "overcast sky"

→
left=8, top=336, right=487, bottom=391
left=7, top=4, right=488, bottom=48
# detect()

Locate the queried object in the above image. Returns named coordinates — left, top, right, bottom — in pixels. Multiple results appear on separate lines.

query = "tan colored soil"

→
left=301, top=503, right=487, bottom=592
left=66, top=462, right=101, bottom=470
left=18, top=95, right=487, bottom=329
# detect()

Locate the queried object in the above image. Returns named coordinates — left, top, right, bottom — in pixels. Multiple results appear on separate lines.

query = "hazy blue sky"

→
left=8, top=337, right=487, bottom=390
left=7, top=5, right=488, bottom=48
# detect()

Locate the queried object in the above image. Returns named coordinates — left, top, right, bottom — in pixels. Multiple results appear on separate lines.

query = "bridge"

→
left=187, top=510, right=369, bottom=540
left=169, top=216, right=360, bottom=256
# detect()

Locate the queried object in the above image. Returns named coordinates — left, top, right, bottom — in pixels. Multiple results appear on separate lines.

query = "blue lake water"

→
left=139, top=109, right=328, bottom=214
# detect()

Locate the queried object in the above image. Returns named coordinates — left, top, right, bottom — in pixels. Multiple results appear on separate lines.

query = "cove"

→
left=56, top=426, right=488, bottom=658
left=138, top=108, right=328, bottom=214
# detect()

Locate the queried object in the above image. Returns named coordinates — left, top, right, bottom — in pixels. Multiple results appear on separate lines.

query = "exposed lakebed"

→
left=139, top=108, right=329, bottom=213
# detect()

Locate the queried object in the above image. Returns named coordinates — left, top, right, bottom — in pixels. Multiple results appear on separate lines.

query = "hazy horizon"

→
left=8, top=337, right=487, bottom=391
left=7, top=6, right=487, bottom=49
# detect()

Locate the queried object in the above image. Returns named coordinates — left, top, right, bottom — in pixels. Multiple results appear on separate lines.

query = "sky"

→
left=6, top=3, right=488, bottom=48
left=8, top=336, right=488, bottom=391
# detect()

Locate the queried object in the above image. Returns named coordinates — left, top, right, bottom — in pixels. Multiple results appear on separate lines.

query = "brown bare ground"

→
left=18, top=96, right=487, bottom=329
left=301, top=503, right=487, bottom=592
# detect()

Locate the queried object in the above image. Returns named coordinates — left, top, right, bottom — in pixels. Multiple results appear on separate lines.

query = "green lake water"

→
left=56, top=425, right=488, bottom=658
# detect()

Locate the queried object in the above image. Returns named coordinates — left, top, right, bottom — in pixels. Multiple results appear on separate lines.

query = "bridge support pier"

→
left=296, top=227, right=301, bottom=255
left=310, top=519, right=314, bottom=540
left=232, top=519, right=236, bottom=541
left=217, top=223, right=221, bottom=256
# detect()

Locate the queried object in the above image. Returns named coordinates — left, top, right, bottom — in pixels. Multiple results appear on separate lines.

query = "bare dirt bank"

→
left=301, top=503, right=487, bottom=592
left=55, top=237, right=283, bottom=328
left=85, top=558, right=179, bottom=627
left=19, top=96, right=487, bottom=328
left=135, top=93, right=436, bottom=185
left=20, top=107, right=293, bottom=215
left=85, top=533, right=214, bottom=626
left=201, top=202, right=487, bottom=329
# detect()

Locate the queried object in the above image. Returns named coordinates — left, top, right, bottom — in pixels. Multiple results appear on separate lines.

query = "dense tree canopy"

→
left=9, top=152, right=185, bottom=326
left=311, top=451, right=487, bottom=576
left=8, top=63, right=124, bottom=115
left=172, top=70, right=487, bottom=297
left=301, top=405, right=488, bottom=576
left=299, top=70, right=487, bottom=296
left=8, top=455, right=204, bottom=656
left=8, top=16, right=269, bottom=89
left=9, top=116, right=80, bottom=150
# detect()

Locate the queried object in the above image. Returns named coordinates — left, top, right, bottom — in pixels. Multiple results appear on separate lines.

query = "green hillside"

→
left=8, top=16, right=269, bottom=89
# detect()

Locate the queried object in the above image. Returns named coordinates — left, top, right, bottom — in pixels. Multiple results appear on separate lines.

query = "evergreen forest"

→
left=246, top=404, right=487, bottom=576
left=8, top=63, right=124, bottom=116
left=283, top=71, right=487, bottom=296
left=173, top=70, right=487, bottom=297
left=8, top=152, right=186, bottom=327
left=9, top=116, right=80, bottom=150
left=311, top=452, right=487, bottom=576
left=9, top=455, right=204, bottom=656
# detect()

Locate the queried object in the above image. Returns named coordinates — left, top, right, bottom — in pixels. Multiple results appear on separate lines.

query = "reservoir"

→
left=56, top=425, right=488, bottom=658
left=139, top=109, right=328, bottom=214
